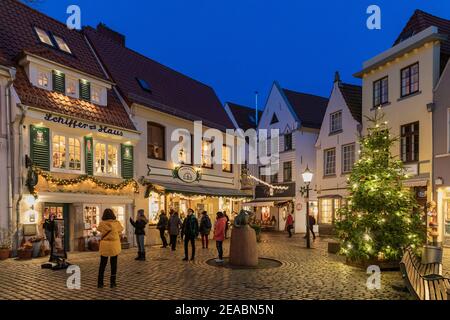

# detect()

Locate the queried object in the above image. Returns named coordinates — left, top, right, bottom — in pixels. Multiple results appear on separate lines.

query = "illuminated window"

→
left=53, top=35, right=71, bottom=54
left=324, top=148, right=336, bottom=176
left=35, top=27, right=53, bottom=46
left=147, top=122, right=165, bottom=160
left=342, top=143, right=355, bottom=173
left=222, top=145, right=232, bottom=172
left=37, top=71, right=50, bottom=88
left=52, top=134, right=81, bottom=171
left=319, top=199, right=333, bottom=224
left=66, top=78, right=77, bottom=97
left=95, top=143, right=118, bottom=176
left=202, top=140, right=213, bottom=168
left=52, top=135, right=66, bottom=169
left=91, top=85, right=101, bottom=104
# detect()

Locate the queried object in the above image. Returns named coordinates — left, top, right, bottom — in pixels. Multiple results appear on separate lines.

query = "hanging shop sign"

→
left=43, top=113, right=124, bottom=137
left=255, top=182, right=296, bottom=199
left=172, top=166, right=201, bottom=183
left=404, top=163, right=419, bottom=177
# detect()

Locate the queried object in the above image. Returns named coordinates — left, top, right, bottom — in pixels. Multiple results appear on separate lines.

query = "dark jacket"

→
left=130, top=218, right=147, bottom=235
left=199, top=215, right=212, bottom=235
left=168, top=214, right=182, bottom=236
left=308, top=215, right=316, bottom=226
left=181, top=214, right=199, bottom=239
left=157, top=213, right=169, bottom=230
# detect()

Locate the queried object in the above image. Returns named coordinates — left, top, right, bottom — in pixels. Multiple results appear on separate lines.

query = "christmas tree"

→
left=335, top=111, right=426, bottom=262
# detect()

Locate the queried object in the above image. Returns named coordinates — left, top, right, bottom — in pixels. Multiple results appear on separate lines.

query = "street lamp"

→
left=300, top=166, right=313, bottom=249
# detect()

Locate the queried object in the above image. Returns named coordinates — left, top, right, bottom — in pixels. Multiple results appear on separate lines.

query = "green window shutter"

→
left=52, top=71, right=65, bottom=94
left=121, top=144, right=134, bottom=179
left=79, top=80, right=91, bottom=101
left=84, top=136, right=94, bottom=175
left=30, top=125, right=50, bottom=170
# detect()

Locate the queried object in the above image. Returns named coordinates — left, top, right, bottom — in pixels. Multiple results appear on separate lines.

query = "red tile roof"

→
left=282, top=88, right=328, bottom=129
left=394, top=9, right=450, bottom=56
left=14, top=68, right=136, bottom=130
left=0, top=0, right=107, bottom=80
left=226, top=102, right=262, bottom=130
left=84, top=25, right=235, bottom=132
left=0, top=0, right=135, bottom=131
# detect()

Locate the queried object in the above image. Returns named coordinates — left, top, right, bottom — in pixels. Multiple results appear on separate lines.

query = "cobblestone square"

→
left=2, top=232, right=448, bottom=300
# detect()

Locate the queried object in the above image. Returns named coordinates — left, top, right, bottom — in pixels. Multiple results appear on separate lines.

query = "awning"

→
left=144, top=180, right=252, bottom=199
left=243, top=197, right=294, bottom=207
left=403, top=178, right=428, bottom=187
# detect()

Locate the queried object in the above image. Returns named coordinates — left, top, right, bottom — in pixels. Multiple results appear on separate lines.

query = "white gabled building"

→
left=314, top=72, right=362, bottom=234
left=246, top=81, right=328, bottom=234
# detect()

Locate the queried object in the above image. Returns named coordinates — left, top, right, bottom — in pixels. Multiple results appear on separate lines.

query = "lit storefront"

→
left=244, top=182, right=296, bottom=231
left=437, top=188, right=450, bottom=246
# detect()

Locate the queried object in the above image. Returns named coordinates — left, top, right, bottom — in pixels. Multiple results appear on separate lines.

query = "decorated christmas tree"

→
left=335, top=111, right=426, bottom=262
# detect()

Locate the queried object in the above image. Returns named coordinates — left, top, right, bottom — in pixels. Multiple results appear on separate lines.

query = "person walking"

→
left=156, top=210, right=169, bottom=248
left=97, top=208, right=124, bottom=288
left=303, top=213, right=316, bottom=241
left=168, top=211, right=182, bottom=251
left=213, top=211, right=227, bottom=263
left=199, top=211, right=212, bottom=249
left=286, top=212, right=294, bottom=238
left=43, top=213, right=56, bottom=262
left=130, top=209, right=148, bottom=261
left=181, top=208, right=199, bottom=261
left=224, top=211, right=230, bottom=239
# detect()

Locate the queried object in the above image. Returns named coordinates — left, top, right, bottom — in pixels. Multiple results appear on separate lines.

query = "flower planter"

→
left=328, top=241, right=340, bottom=254
left=18, top=249, right=33, bottom=260
left=88, top=238, right=99, bottom=251
left=0, top=248, right=11, bottom=260
left=346, top=258, right=400, bottom=271
left=32, top=241, right=42, bottom=258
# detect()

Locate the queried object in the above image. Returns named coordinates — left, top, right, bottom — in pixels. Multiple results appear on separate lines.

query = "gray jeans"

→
left=136, top=234, right=145, bottom=253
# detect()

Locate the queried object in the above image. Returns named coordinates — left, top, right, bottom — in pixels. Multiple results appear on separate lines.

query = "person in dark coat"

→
left=303, top=213, right=316, bottom=240
left=199, top=211, right=212, bottom=249
left=181, top=208, right=199, bottom=261
left=156, top=210, right=169, bottom=248
left=130, top=209, right=148, bottom=261
left=168, top=211, right=182, bottom=251
left=43, top=213, right=57, bottom=262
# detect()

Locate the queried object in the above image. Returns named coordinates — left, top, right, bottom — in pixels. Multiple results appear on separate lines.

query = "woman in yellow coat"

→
left=97, top=208, right=124, bottom=288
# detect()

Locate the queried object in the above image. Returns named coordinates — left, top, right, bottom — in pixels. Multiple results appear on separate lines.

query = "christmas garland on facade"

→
left=28, top=166, right=140, bottom=196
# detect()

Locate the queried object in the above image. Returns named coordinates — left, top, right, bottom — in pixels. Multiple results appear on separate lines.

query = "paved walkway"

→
left=1, top=232, right=447, bottom=300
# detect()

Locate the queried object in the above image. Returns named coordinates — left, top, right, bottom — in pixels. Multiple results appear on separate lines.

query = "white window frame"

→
left=50, top=132, right=84, bottom=174
left=94, top=140, right=120, bottom=177
left=330, top=111, right=342, bottom=134
left=36, top=69, right=51, bottom=90
left=324, top=148, right=336, bottom=176
left=91, top=85, right=101, bottom=104
left=342, top=143, right=355, bottom=174
left=34, top=27, right=54, bottom=46
left=66, top=76, right=78, bottom=98
left=222, top=145, right=232, bottom=173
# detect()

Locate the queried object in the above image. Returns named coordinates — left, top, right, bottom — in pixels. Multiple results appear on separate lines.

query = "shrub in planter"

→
left=0, top=228, right=12, bottom=260
left=18, top=241, right=33, bottom=260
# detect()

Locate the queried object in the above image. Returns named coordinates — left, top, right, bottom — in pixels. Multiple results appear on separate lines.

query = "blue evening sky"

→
left=25, top=0, right=450, bottom=110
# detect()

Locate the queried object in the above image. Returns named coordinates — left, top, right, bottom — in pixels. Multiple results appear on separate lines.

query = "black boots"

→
left=110, top=275, right=117, bottom=288
left=135, top=252, right=146, bottom=261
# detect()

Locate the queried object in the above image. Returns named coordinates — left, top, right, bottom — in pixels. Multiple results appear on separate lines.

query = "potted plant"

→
left=88, top=229, right=99, bottom=251
left=29, top=236, right=43, bottom=258
left=121, top=235, right=130, bottom=249
left=0, top=229, right=12, bottom=260
left=18, top=241, right=33, bottom=260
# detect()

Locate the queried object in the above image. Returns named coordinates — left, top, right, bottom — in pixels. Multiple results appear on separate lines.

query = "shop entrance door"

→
left=444, top=199, right=450, bottom=245
left=44, top=203, right=70, bottom=251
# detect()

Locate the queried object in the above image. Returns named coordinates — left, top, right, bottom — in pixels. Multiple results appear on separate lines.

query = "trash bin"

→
left=421, top=245, right=443, bottom=264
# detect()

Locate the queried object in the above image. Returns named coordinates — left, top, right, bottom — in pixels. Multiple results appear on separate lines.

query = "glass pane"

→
left=107, top=145, right=118, bottom=175
left=52, top=135, right=66, bottom=169
left=95, top=143, right=106, bottom=173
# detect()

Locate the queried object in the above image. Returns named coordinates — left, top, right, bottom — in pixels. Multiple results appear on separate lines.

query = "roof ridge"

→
left=85, top=26, right=218, bottom=91
left=282, top=87, right=328, bottom=100
left=414, top=9, right=450, bottom=22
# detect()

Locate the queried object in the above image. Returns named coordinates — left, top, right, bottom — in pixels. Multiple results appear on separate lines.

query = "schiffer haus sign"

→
left=44, top=113, right=124, bottom=137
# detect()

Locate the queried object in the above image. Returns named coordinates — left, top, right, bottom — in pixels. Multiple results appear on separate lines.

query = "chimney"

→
left=96, top=23, right=126, bottom=46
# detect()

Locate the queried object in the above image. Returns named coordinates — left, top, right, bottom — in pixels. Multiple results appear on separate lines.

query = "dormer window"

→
left=66, top=77, right=77, bottom=97
left=137, top=78, right=151, bottom=92
left=37, top=70, right=50, bottom=88
left=35, top=27, right=53, bottom=46
left=91, top=85, right=101, bottom=104
left=53, top=35, right=72, bottom=54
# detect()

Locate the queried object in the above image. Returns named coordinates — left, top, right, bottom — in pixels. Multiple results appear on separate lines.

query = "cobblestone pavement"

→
left=2, top=232, right=448, bottom=300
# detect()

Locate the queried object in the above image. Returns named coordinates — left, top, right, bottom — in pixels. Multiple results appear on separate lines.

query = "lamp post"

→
left=300, top=166, right=313, bottom=249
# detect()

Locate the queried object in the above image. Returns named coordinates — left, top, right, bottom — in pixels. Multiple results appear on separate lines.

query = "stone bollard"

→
left=229, top=225, right=258, bottom=267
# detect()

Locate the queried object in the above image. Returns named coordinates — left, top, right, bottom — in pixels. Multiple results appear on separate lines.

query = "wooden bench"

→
left=400, top=247, right=450, bottom=300
left=404, top=246, right=442, bottom=276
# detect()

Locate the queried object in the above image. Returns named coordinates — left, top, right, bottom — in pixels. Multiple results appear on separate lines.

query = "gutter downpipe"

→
left=15, top=103, right=27, bottom=253
left=4, top=67, right=15, bottom=247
